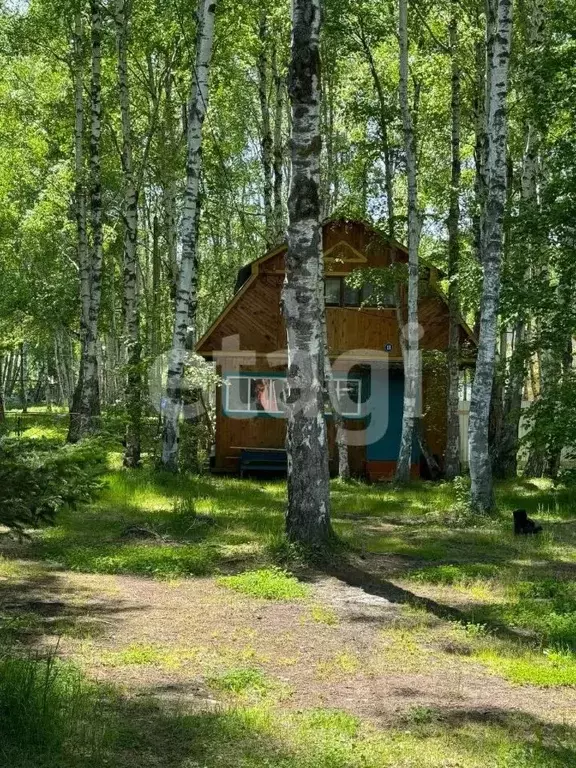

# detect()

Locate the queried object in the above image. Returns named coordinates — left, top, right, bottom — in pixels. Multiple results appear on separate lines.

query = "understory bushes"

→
left=0, top=435, right=108, bottom=533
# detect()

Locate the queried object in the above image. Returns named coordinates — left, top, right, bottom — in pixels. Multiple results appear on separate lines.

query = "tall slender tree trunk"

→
left=258, top=11, right=274, bottom=246
left=282, top=0, right=331, bottom=546
left=498, top=0, right=543, bottom=478
left=68, top=0, right=104, bottom=442
left=272, top=44, right=285, bottom=242
left=358, top=20, right=395, bottom=240
left=19, top=343, right=28, bottom=413
left=445, top=7, right=461, bottom=480
left=68, top=10, right=90, bottom=438
left=395, top=0, right=421, bottom=485
left=0, top=355, right=4, bottom=423
left=0, top=355, right=6, bottom=424
left=115, top=0, right=141, bottom=468
left=162, top=0, right=217, bottom=471
left=468, top=0, right=513, bottom=512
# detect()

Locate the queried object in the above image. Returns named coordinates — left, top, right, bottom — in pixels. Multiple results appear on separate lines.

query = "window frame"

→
left=324, top=277, right=343, bottom=306
left=223, top=373, right=363, bottom=418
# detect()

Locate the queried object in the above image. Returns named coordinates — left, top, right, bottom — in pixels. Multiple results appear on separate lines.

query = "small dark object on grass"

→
left=120, top=525, right=164, bottom=541
left=513, top=509, right=542, bottom=535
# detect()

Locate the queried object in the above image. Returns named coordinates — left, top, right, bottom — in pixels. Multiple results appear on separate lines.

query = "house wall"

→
left=199, top=220, right=472, bottom=479
left=213, top=360, right=367, bottom=476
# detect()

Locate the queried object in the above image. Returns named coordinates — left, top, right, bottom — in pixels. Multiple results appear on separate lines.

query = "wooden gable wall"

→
left=197, top=219, right=467, bottom=361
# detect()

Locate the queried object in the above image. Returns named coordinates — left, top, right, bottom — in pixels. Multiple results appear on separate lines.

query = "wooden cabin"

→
left=196, top=219, right=475, bottom=481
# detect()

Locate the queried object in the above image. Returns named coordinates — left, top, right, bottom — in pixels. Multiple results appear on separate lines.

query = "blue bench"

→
left=239, top=449, right=287, bottom=478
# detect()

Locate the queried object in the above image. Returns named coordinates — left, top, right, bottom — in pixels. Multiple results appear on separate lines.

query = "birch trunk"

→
left=445, top=8, right=461, bottom=480
left=468, top=0, right=513, bottom=512
left=0, top=356, right=5, bottom=422
left=162, top=0, right=217, bottom=471
left=115, top=0, right=141, bottom=468
left=258, top=11, right=274, bottom=246
left=272, top=44, right=285, bottom=243
left=395, top=0, right=421, bottom=485
left=282, top=0, right=331, bottom=546
left=19, top=343, right=27, bottom=413
left=358, top=21, right=395, bottom=240
left=68, top=11, right=89, bottom=440
left=69, top=0, right=103, bottom=442
left=499, top=0, right=543, bottom=477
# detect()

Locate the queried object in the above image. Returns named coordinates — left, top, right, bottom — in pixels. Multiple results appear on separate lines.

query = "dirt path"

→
left=3, top=560, right=575, bottom=729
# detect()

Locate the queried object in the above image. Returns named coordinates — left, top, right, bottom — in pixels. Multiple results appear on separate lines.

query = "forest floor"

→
left=2, top=427, right=576, bottom=766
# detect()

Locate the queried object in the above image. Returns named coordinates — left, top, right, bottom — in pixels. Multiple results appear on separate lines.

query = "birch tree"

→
left=115, top=0, right=141, bottom=467
left=468, top=0, right=513, bottom=512
left=258, top=10, right=274, bottom=247
left=68, top=0, right=104, bottom=443
left=162, top=0, right=217, bottom=471
left=272, top=43, right=285, bottom=243
left=496, top=0, right=544, bottom=478
left=445, top=5, right=461, bottom=480
left=395, top=0, right=421, bottom=485
left=282, top=0, right=331, bottom=546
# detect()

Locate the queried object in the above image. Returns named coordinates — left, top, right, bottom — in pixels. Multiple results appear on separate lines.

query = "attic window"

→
left=324, top=277, right=395, bottom=308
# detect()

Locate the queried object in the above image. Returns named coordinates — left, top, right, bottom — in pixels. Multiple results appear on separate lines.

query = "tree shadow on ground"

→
left=0, top=563, right=146, bottom=646
left=321, top=559, right=547, bottom=647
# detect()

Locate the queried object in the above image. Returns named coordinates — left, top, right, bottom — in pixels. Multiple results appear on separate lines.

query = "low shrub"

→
left=0, top=436, right=107, bottom=533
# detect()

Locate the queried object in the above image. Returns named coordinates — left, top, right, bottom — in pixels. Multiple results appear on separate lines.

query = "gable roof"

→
left=196, top=218, right=476, bottom=355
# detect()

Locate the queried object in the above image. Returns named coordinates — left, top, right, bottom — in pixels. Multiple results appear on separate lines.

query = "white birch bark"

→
left=162, top=0, right=217, bottom=471
left=504, top=0, right=544, bottom=477
left=68, top=11, right=90, bottom=440
left=272, top=43, right=285, bottom=243
left=445, top=7, right=462, bottom=480
left=115, top=0, right=141, bottom=467
left=0, top=355, right=4, bottom=422
left=69, top=0, right=104, bottom=441
left=468, top=0, right=513, bottom=512
left=282, top=0, right=331, bottom=545
left=258, top=11, right=274, bottom=247
left=395, top=0, right=422, bottom=485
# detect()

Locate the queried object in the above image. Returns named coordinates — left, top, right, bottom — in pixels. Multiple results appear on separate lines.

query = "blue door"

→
left=366, top=370, right=419, bottom=463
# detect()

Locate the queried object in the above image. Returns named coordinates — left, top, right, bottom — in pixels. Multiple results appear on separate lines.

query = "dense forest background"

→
left=0, top=0, right=575, bottom=501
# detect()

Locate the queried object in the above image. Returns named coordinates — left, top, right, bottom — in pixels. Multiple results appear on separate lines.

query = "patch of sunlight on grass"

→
left=208, top=667, right=270, bottom=696
left=217, top=567, right=309, bottom=601
left=375, top=628, right=441, bottom=674
left=316, top=651, right=360, bottom=680
left=409, top=563, right=502, bottom=585
left=307, top=605, right=339, bottom=626
left=17, top=425, right=65, bottom=441
left=476, top=647, right=576, bottom=687
left=100, top=643, right=200, bottom=669
left=53, top=542, right=219, bottom=578
left=0, top=556, right=26, bottom=579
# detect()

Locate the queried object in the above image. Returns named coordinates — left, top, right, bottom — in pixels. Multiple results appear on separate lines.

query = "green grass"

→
left=476, top=647, right=576, bottom=686
left=0, top=652, right=110, bottom=768
left=308, top=605, right=339, bottom=625
left=4, top=427, right=576, bottom=764
left=218, top=567, right=309, bottom=600
left=209, top=667, right=270, bottom=695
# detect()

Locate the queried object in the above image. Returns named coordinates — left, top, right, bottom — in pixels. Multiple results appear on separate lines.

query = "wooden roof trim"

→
left=196, top=271, right=259, bottom=353
left=324, top=240, right=367, bottom=264
left=251, top=219, right=408, bottom=273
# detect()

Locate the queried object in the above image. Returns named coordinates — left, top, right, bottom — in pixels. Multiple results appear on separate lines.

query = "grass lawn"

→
left=1, top=427, right=576, bottom=766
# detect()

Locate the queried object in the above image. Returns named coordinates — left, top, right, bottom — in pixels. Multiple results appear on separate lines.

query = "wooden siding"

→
left=213, top=362, right=366, bottom=476
left=198, top=220, right=475, bottom=478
